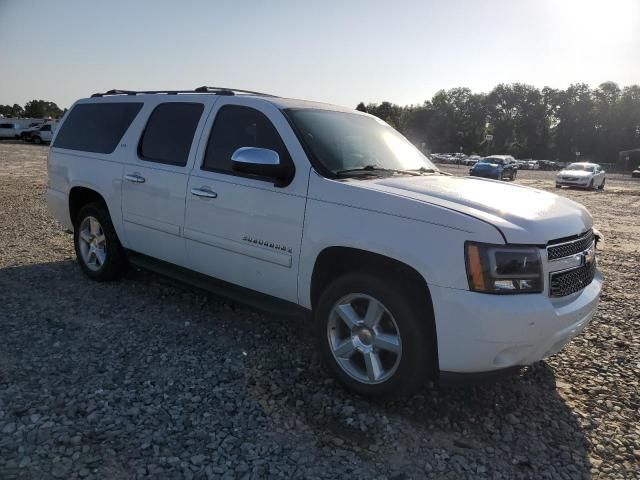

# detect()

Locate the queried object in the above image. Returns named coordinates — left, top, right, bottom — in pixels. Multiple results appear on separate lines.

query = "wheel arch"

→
left=310, top=246, right=440, bottom=375
left=68, top=186, right=110, bottom=226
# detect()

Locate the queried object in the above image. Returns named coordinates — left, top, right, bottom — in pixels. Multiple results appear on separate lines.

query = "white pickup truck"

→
left=47, top=87, right=602, bottom=396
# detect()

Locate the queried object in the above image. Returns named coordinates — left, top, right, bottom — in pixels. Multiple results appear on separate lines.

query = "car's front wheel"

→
left=74, top=203, right=127, bottom=281
left=598, top=178, right=605, bottom=190
left=33, top=136, right=42, bottom=145
left=315, top=273, right=435, bottom=397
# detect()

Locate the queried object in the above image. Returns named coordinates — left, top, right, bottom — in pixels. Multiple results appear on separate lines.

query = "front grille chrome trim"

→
left=549, top=260, right=597, bottom=297
left=547, top=230, right=594, bottom=261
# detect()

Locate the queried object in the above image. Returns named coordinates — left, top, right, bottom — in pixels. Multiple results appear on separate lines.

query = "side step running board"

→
left=127, top=251, right=310, bottom=319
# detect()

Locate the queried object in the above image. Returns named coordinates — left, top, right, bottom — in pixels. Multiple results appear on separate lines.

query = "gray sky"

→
left=1, top=0, right=639, bottom=109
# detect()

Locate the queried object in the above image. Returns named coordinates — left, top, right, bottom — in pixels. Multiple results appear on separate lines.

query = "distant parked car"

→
left=0, top=122, right=20, bottom=139
left=469, top=155, right=517, bottom=180
left=632, top=169, right=640, bottom=178
left=462, top=155, right=480, bottom=166
left=31, top=124, right=56, bottom=145
left=538, top=160, right=558, bottom=171
left=556, top=162, right=606, bottom=190
left=20, top=121, right=46, bottom=141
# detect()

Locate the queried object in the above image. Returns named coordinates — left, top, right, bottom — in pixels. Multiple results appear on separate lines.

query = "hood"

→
left=558, top=170, right=592, bottom=177
left=353, top=174, right=592, bottom=244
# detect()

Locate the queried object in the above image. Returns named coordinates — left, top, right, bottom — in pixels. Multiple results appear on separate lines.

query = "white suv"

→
left=31, top=122, right=57, bottom=144
left=47, top=87, right=602, bottom=396
left=0, top=122, right=19, bottom=139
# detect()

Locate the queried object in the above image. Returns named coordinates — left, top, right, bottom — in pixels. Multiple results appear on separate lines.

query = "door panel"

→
left=184, top=174, right=306, bottom=302
left=183, top=98, right=310, bottom=304
left=120, top=99, right=215, bottom=267
left=121, top=166, right=190, bottom=265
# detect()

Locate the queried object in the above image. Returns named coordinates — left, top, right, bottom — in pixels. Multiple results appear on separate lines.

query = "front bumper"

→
left=556, top=178, right=591, bottom=187
left=430, top=270, right=602, bottom=373
left=470, top=170, right=500, bottom=179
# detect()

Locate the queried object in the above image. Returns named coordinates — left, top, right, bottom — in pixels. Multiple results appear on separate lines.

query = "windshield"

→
left=566, top=164, right=595, bottom=172
left=286, top=109, right=437, bottom=175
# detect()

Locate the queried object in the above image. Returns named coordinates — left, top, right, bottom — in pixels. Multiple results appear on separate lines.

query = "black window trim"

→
left=137, top=101, right=205, bottom=168
left=200, top=104, right=295, bottom=186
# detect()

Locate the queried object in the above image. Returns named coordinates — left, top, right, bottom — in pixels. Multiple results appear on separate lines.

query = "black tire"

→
left=511, top=170, right=517, bottom=180
left=315, top=273, right=436, bottom=397
left=555, top=184, right=562, bottom=188
left=598, top=179, right=605, bottom=190
left=33, top=136, right=42, bottom=145
left=498, top=171, right=503, bottom=181
left=73, top=203, right=127, bottom=281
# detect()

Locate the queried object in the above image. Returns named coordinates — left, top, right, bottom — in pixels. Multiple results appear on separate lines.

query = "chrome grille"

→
left=547, top=230, right=594, bottom=261
left=550, top=261, right=597, bottom=297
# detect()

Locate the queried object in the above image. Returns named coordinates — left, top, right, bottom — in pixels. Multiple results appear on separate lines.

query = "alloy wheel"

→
left=327, top=293, right=402, bottom=384
left=78, top=216, right=107, bottom=271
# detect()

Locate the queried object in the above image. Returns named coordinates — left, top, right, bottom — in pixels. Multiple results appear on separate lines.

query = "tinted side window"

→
left=53, top=103, right=142, bottom=154
left=139, top=102, right=204, bottom=166
left=41, top=125, right=51, bottom=131
left=0, top=124, right=14, bottom=129
left=203, top=105, right=291, bottom=174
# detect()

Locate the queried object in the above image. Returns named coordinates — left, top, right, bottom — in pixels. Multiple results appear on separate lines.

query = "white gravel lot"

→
left=1, top=142, right=639, bottom=479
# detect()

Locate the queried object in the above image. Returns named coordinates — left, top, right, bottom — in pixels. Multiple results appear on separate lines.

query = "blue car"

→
left=469, top=155, right=517, bottom=181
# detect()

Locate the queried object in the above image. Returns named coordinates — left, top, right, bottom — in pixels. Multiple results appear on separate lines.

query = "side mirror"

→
left=231, top=147, right=294, bottom=186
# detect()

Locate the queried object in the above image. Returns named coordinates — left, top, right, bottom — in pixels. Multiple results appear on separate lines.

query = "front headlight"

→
left=465, top=242, right=543, bottom=294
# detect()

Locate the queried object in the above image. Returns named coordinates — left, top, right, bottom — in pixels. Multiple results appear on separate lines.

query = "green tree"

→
left=357, top=81, right=639, bottom=162
left=23, top=100, right=63, bottom=118
left=0, top=104, right=25, bottom=118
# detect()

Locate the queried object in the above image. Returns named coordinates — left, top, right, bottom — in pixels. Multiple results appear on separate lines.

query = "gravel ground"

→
left=1, top=141, right=639, bottom=479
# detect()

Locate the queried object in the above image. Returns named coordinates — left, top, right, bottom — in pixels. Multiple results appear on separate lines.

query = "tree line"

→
left=0, top=100, right=64, bottom=119
left=357, top=82, right=640, bottom=163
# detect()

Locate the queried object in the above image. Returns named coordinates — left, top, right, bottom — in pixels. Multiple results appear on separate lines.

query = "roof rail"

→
left=194, top=86, right=277, bottom=97
left=90, top=87, right=277, bottom=98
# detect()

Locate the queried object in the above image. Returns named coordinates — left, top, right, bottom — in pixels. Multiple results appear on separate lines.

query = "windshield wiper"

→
left=335, top=165, right=420, bottom=177
left=402, top=166, right=450, bottom=176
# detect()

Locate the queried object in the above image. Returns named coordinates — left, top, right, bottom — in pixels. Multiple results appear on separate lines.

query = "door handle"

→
left=125, top=173, right=146, bottom=183
left=191, top=187, right=218, bottom=199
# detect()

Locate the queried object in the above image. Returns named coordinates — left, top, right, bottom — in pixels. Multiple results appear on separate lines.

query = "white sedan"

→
left=556, top=162, right=606, bottom=190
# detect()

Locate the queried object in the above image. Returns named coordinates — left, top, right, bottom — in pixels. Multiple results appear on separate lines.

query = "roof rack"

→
left=91, top=86, right=277, bottom=98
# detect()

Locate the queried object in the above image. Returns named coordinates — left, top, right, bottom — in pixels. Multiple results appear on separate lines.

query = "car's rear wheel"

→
left=33, top=136, right=42, bottom=145
left=315, top=273, right=435, bottom=397
left=74, top=203, right=127, bottom=281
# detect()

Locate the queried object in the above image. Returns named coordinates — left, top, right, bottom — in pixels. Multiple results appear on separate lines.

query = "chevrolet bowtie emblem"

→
left=583, top=244, right=596, bottom=266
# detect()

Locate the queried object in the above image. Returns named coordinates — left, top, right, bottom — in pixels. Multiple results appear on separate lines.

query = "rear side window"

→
left=53, top=102, right=142, bottom=154
left=202, top=105, right=291, bottom=174
left=41, top=125, right=51, bottom=132
left=138, top=102, right=204, bottom=166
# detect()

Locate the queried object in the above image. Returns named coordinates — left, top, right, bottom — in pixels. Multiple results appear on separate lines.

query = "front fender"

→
left=297, top=196, right=503, bottom=309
